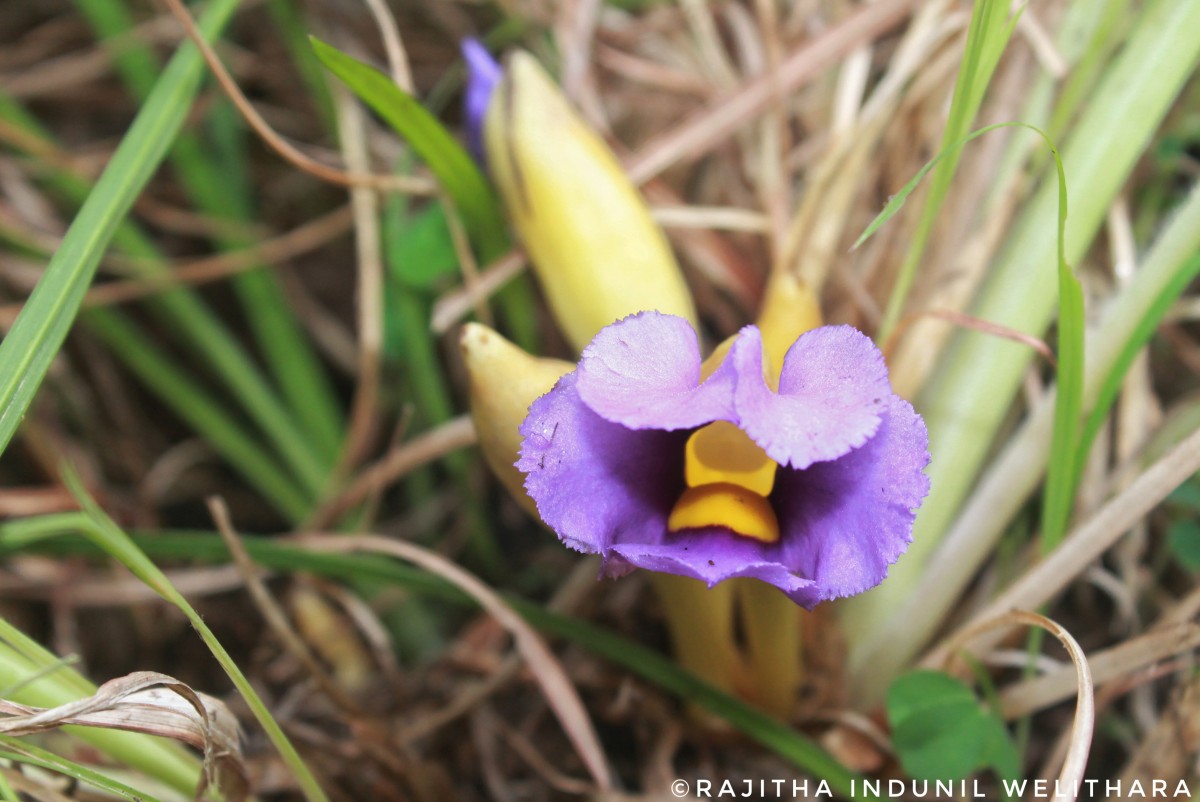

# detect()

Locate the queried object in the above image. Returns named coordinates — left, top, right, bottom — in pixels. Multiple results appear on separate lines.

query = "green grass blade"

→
left=310, top=37, right=509, bottom=261
left=0, top=764, right=17, bottom=802
left=0, top=0, right=243, bottom=459
left=854, top=123, right=1028, bottom=250
left=845, top=0, right=1200, bottom=670
left=44, top=487, right=332, bottom=802
left=0, top=87, right=324, bottom=511
left=0, top=609, right=201, bottom=795
left=0, top=740, right=169, bottom=802
left=985, top=0, right=1120, bottom=213
left=1, top=525, right=863, bottom=795
left=846, top=180, right=1200, bottom=694
left=876, top=0, right=1019, bottom=339
left=0, top=92, right=324, bottom=513
left=315, top=38, right=542, bottom=352
left=84, top=309, right=312, bottom=521
left=383, top=197, right=504, bottom=570
left=201, top=105, right=346, bottom=465
left=854, top=121, right=1085, bottom=573
left=1072, top=252, right=1200, bottom=491
left=1039, top=150, right=1084, bottom=553
left=76, top=0, right=345, bottom=466
left=0, top=87, right=327, bottom=506
left=267, top=0, right=336, bottom=127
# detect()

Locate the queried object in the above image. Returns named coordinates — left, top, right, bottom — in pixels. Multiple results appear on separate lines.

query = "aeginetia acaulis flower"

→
left=518, top=311, right=932, bottom=608
left=461, top=43, right=931, bottom=612
left=464, top=41, right=697, bottom=351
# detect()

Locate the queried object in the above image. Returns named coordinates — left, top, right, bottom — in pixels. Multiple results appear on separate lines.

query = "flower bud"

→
left=755, top=271, right=822, bottom=382
left=460, top=322, right=572, bottom=513
left=482, top=51, right=697, bottom=350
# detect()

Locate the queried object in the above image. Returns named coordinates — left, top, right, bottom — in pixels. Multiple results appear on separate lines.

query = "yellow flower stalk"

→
left=482, top=52, right=698, bottom=350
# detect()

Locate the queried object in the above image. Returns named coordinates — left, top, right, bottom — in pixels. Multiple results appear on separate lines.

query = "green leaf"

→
left=1168, top=479, right=1200, bottom=511
left=310, top=37, right=509, bottom=262
left=887, top=671, right=1019, bottom=786
left=387, top=202, right=461, bottom=290
left=1167, top=519, right=1200, bottom=572
left=979, top=715, right=1022, bottom=789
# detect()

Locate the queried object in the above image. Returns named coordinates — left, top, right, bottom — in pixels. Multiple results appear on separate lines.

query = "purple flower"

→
left=517, top=312, right=931, bottom=609
left=462, top=38, right=501, bottom=164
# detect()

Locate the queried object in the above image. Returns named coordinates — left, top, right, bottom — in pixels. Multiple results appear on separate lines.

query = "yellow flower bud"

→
left=755, top=271, right=822, bottom=383
left=460, top=322, right=572, bottom=513
left=484, top=52, right=698, bottom=350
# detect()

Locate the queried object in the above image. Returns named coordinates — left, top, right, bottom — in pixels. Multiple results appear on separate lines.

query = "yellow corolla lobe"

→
left=667, top=483, right=780, bottom=544
left=684, top=421, right=775, bottom=496
left=669, top=422, right=780, bottom=543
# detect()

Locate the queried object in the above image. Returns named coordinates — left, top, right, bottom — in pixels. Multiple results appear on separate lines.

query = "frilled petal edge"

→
left=731, top=325, right=890, bottom=470
left=518, top=370, right=687, bottom=555
left=575, top=312, right=738, bottom=430
left=605, top=530, right=817, bottom=603
left=772, top=393, right=931, bottom=603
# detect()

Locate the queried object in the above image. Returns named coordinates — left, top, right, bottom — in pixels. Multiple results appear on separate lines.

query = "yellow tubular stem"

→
left=649, top=573, right=745, bottom=706
left=735, top=578, right=804, bottom=716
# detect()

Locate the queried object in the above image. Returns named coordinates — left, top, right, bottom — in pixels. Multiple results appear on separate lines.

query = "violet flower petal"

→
left=732, top=325, right=890, bottom=470
left=518, top=312, right=930, bottom=609
left=462, top=38, right=501, bottom=164
left=518, top=370, right=687, bottom=557
left=576, top=312, right=738, bottom=430
left=608, top=531, right=816, bottom=597
left=771, top=394, right=931, bottom=606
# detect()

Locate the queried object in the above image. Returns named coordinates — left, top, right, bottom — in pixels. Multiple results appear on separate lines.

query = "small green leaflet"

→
left=887, top=670, right=1020, bottom=793
left=386, top=202, right=461, bottom=290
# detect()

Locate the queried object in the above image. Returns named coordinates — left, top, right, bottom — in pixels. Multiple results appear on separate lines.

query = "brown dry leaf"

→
left=0, top=670, right=248, bottom=801
left=999, top=621, right=1200, bottom=719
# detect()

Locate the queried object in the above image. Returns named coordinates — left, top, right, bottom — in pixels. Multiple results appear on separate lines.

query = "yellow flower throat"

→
left=663, top=272, right=823, bottom=545
left=667, top=421, right=780, bottom=543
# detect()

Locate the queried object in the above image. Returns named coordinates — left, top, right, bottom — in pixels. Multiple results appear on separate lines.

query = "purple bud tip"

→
left=462, top=38, right=502, bottom=165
